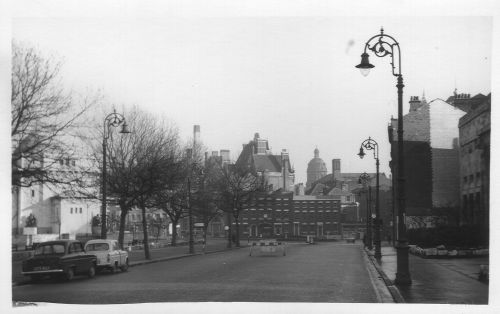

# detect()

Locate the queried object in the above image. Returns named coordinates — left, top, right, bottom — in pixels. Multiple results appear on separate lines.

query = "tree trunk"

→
left=226, top=212, right=232, bottom=249
left=141, top=205, right=151, bottom=260
left=234, top=213, right=240, bottom=247
left=118, top=206, right=128, bottom=249
left=202, top=225, right=208, bottom=253
left=170, top=218, right=178, bottom=246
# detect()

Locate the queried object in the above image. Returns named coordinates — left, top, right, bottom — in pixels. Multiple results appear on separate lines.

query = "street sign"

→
left=194, top=223, right=204, bottom=227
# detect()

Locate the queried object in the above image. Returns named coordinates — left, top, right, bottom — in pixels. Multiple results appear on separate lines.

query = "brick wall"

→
left=238, top=194, right=341, bottom=237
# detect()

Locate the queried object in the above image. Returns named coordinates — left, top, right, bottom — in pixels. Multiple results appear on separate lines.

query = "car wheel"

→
left=110, top=262, right=118, bottom=274
left=88, top=264, right=96, bottom=278
left=65, top=268, right=75, bottom=281
left=120, top=259, right=129, bottom=272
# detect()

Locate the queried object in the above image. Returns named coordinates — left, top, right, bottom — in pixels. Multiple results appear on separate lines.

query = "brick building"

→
left=388, top=94, right=466, bottom=228
left=237, top=192, right=342, bottom=238
left=457, top=93, right=490, bottom=227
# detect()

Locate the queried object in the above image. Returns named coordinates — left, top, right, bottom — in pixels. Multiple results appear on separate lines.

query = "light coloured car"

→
left=84, top=239, right=129, bottom=273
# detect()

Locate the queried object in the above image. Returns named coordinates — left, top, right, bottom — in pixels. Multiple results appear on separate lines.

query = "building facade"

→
left=236, top=133, right=295, bottom=192
left=237, top=192, right=342, bottom=238
left=458, top=94, right=490, bottom=227
left=389, top=94, right=467, bottom=228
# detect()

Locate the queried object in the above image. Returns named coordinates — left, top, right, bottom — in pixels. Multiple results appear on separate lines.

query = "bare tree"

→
left=11, top=42, right=96, bottom=189
left=190, top=156, right=224, bottom=252
left=154, top=186, right=189, bottom=247
left=214, top=163, right=264, bottom=247
left=100, top=107, right=181, bottom=256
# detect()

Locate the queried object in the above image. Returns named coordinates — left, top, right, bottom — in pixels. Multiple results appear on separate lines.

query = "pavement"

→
left=364, top=243, right=489, bottom=304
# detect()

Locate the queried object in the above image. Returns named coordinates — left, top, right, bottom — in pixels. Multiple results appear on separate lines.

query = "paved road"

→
left=12, top=242, right=381, bottom=303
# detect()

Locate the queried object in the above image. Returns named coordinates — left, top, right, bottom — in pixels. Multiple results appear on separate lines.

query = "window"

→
left=66, top=159, right=70, bottom=166
left=31, top=189, right=35, bottom=197
left=69, top=243, right=83, bottom=253
left=70, top=208, right=73, bottom=214
left=72, top=160, right=76, bottom=166
left=85, top=243, right=109, bottom=251
left=79, top=207, right=82, bottom=214
left=59, top=159, right=64, bottom=165
left=35, top=244, right=65, bottom=255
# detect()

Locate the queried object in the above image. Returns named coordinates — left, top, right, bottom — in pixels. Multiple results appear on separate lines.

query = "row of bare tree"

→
left=11, top=42, right=266, bottom=259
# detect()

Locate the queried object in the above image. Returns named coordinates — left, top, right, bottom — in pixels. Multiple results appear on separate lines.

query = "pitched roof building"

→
left=389, top=94, right=467, bottom=227
left=235, top=133, right=295, bottom=192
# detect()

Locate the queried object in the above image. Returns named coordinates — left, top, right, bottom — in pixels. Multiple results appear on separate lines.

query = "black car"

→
left=22, top=240, right=97, bottom=281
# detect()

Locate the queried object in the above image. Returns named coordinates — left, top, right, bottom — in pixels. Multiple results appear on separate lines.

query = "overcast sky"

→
left=11, top=13, right=492, bottom=184
left=2, top=0, right=500, bottom=312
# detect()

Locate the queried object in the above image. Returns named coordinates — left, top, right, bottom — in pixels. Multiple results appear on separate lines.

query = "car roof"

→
left=85, top=239, right=115, bottom=244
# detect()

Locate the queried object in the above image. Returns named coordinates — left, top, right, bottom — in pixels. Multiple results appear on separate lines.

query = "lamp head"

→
left=119, top=121, right=131, bottom=134
left=355, top=52, right=375, bottom=76
left=358, top=146, right=366, bottom=159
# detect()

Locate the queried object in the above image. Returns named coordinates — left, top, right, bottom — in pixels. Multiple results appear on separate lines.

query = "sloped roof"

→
left=326, top=187, right=352, bottom=196
left=253, top=154, right=283, bottom=172
left=446, top=93, right=488, bottom=113
left=235, top=138, right=293, bottom=173
left=306, top=172, right=392, bottom=195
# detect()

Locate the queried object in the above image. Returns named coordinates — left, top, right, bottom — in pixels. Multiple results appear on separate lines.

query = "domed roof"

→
left=307, top=148, right=327, bottom=174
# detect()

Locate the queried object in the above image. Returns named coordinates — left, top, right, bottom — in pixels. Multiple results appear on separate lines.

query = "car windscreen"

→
left=34, top=244, right=65, bottom=255
left=85, top=243, right=109, bottom=251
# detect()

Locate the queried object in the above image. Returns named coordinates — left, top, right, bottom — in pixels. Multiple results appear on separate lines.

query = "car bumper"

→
left=22, top=269, right=64, bottom=275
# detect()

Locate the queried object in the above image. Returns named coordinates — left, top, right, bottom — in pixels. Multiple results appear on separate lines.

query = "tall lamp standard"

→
left=102, top=110, right=130, bottom=239
left=358, top=137, right=381, bottom=260
left=185, top=148, right=195, bottom=254
left=358, top=172, right=372, bottom=250
left=356, top=28, right=411, bottom=284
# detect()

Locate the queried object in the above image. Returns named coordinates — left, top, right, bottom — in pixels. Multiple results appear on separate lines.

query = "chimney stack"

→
left=409, top=96, right=422, bottom=112
left=193, top=125, right=200, bottom=144
left=332, top=159, right=341, bottom=180
left=220, top=150, right=230, bottom=164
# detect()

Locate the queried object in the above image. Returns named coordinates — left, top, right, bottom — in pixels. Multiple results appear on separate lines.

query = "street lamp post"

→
left=358, top=137, right=381, bottom=260
left=102, top=109, right=130, bottom=239
left=186, top=148, right=195, bottom=254
left=356, top=28, right=411, bottom=284
left=358, top=172, right=372, bottom=250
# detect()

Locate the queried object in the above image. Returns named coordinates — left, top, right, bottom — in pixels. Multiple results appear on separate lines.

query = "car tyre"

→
left=65, top=268, right=75, bottom=281
left=120, top=259, right=129, bottom=272
left=88, top=264, right=96, bottom=278
left=110, top=262, right=118, bottom=274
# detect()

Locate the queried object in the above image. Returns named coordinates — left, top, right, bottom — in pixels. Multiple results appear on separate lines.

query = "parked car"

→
left=84, top=239, right=129, bottom=273
left=22, top=240, right=97, bottom=281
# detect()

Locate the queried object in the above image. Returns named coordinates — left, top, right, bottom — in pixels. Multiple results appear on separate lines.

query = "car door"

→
left=110, top=241, right=119, bottom=266
left=69, top=242, right=86, bottom=273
